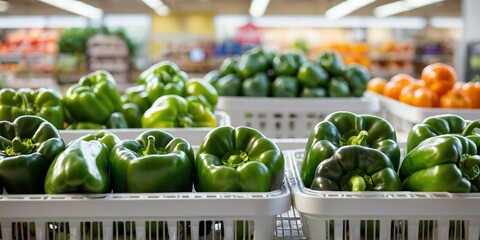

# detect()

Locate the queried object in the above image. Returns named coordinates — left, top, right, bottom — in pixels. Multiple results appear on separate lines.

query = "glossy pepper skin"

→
left=315, top=51, right=346, bottom=76
left=110, top=130, right=194, bottom=193
left=273, top=52, right=305, bottom=77
left=301, top=111, right=400, bottom=188
left=142, top=95, right=216, bottom=128
left=195, top=126, right=284, bottom=192
left=121, top=85, right=151, bottom=113
left=143, top=62, right=189, bottom=103
left=297, top=61, right=329, bottom=89
left=344, top=64, right=370, bottom=97
left=65, top=70, right=123, bottom=125
left=0, top=115, right=65, bottom=194
left=0, top=88, right=65, bottom=129
left=311, top=145, right=401, bottom=191
left=400, top=135, right=480, bottom=192
left=236, top=48, right=269, bottom=79
left=407, top=114, right=480, bottom=152
left=211, top=73, right=241, bottom=96
left=66, top=122, right=105, bottom=130
left=44, top=131, right=120, bottom=194
left=242, top=72, right=270, bottom=97
left=121, top=103, right=142, bottom=128
left=272, top=76, right=299, bottom=98
left=328, top=77, right=351, bottom=97
left=219, top=57, right=238, bottom=76
left=186, top=79, right=219, bottom=112
left=105, top=112, right=129, bottom=129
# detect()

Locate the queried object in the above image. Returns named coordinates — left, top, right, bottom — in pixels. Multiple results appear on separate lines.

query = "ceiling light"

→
left=142, top=0, right=171, bottom=16
left=250, top=0, right=270, bottom=18
left=374, top=0, right=444, bottom=18
left=325, top=0, right=376, bottom=20
left=38, top=0, right=103, bottom=19
left=0, top=1, right=9, bottom=12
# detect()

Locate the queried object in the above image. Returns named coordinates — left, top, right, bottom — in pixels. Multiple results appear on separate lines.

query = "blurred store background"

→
left=0, top=0, right=475, bottom=91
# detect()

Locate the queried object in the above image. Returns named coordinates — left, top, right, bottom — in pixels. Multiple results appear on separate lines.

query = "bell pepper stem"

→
left=340, top=169, right=373, bottom=191
left=143, top=135, right=159, bottom=155
left=221, top=150, right=249, bottom=168
left=462, top=121, right=480, bottom=136
left=341, top=130, right=369, bottom=146
left=349, top=175, right=367, bottom=192
left=460, top=154, right=480, bottom=180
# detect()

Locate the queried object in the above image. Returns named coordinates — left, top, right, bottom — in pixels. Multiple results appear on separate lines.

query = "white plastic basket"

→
left=0, top=182, right=291, bottom=240
left=216, top=96, right=380, bottom=138
left=59, top=111, right=231, bottom=146
left=367, top=92, right=480, bottom=136
left=285, top=149, right=480, bottom=240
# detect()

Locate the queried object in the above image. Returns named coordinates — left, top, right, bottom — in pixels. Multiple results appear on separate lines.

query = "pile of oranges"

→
left=367, top=63, right=480, bottom=109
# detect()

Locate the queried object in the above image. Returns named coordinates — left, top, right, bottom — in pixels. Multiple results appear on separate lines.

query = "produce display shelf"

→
left=217, top=96, right=380, bottom=139
left=285, top=149, right=480, bottom=240
left=0, top=182, right=291, bottom=240
left=367, top=92, right=480, bottom=135
left=59, top=111, right=231, bottom=146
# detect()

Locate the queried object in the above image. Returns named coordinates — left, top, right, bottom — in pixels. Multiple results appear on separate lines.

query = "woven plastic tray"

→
left=0, top=182, right=291, bottom=240
left=367, top=92, right=480, bottom=135
left=216, top=96, right=380, bottom=138
left=286, top=149, right=480, bottom=240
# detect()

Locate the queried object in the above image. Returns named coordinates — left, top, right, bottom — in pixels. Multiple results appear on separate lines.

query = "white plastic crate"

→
left=217, top=96, right=380, bottom=138
left=285, top=149, right=480, bottom=240
left=0, top=181, right=291, bottom=240
left=59, top=111, right=231, bottom=146
left=367, top=92, right=480, bottom=136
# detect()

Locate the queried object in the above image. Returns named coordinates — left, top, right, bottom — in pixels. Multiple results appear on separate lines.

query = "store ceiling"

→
left=4, top=0, right=462, bottom=17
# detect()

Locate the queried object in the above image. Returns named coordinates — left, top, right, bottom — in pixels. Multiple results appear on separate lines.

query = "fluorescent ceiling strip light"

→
left=38, top=0, right=103, bottom=19
left=374, top=0, right=444, bottom=18
left=250, top=0, right=270, bottom=17
left=430, top=17, right=462, bottom=29
left=142, top=0, right=170, bottom=16
left=325, top=0, right=376, bottom=20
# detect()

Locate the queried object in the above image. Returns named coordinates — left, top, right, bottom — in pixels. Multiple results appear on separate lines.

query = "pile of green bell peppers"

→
left=205, top=48, right=370, bottom=98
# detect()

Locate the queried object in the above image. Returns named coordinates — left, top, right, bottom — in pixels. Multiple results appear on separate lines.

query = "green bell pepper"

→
left=142, top=95, right=216, bottom=128
left=272, top=76, right=299, bottom=98
left=300, top=87, right=327, bottom=98
left=106, top=112, right=129, bottom=129
left=273, top=52, right=306, bottom=77
left=0, top=88, right=65, bottom=129
left=311, top=145, right=401, bottom=191
left=211, top=73, right=242, bottom=96
left=66, top=122, right=106, bottom=130
left=236, top=48, right=269, bottom=79
left=315, top=51, right=346, bottom=76
left=138, top=60, right=181, bottom=85
left=328, top=77, right=351, bottom=97
left=204, top=70, right=222, bottom=84
left=44, top=131, right=120, bottom=193
left=121, top=103, right=142, bottom=128
left=400, top=134, right=480, bottom=192
left=195, top=126, right=284, bottom=192
left=297, top=61, right=329, bottom=88
left=344, top=64, right=370, bottom=97
left=301, top=111, right=400, bottom=188
left=0, top=115, right=65, bottom=194
left=65, top=70, right=123, bottom=124
left=144, top=67, right=188, bottom=103
left=110, top=130, right=194, bottom=193
left=219, top=57, right=238, bottom=76
left=121, top=85, right=151, bottom=113
left=186, top=79, right=218, bottom=111
left=407, top=114, right=480, bottom=152
left=242, top=72, right=270, bottom=97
